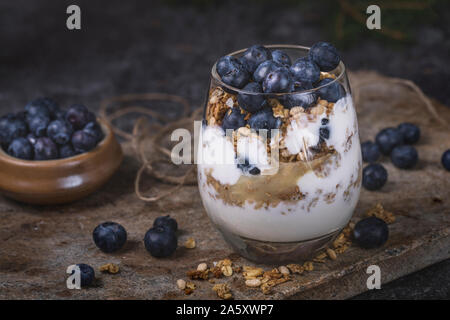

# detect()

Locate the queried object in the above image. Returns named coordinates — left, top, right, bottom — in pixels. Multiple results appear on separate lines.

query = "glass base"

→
left=216, top=226, right=342, bottom=264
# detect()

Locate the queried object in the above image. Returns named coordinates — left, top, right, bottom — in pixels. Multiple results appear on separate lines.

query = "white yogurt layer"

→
left=198, top=95, right=362, bottom=242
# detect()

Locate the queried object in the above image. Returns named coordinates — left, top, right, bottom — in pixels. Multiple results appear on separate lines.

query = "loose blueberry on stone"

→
left=321, top=118, right=329, bottom=125
left=248, top=108, right=282, bottom=133
left=271, top=49, right=291, bottom=67
left=72, top=263, right=95, bottom=287
left=442, top=149, right=450, bottom=171
left=253, top=60, right=282, bottom=83
left=375, top=127, right=404, bottom=155
left=237, top=82, right=265, bottom=113
left=221, top=107, right=246, bottom=131
left=263, top=67, right=293, bottom=93
left=397, top=123, right=420, bottom=144
left=361, top=141, right=381, bottom=163
left=240, top=45, right=272, bottom=74
left=153, top=215, right=178, bottom=233
left=353, top=217, right=389, bottom=249
left=309, top=42, right=340, bottom=72
left=27, top=114, right=50, bottom=137
left=59, top=144, right=76, bottom=158
left=83, top=121, right=104, bottom=144
left=65, top=104, right=91, bottom=129
left=316, top=78, right=345, bottom=103
left=362, top=163, right=388, bottom=191
left=47, top=119, right=73, bottom=145
left=34, top=137, right=58, bottom=160
left=93, top=221, right=127, bottom=253
left=390, top=145, right=418, bottom=169
left=290, top=57, right=320, bottom=84
left=71, top=130, right=98, bottom=153
left=144, top=226, right=178, bottom=258
left=7, top=137, right=33, bottom=160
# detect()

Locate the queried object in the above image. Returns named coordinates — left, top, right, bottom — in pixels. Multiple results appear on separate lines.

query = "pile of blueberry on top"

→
left=0, top=97, right=104, bottom=161
left=216, top=43, right=344, bottom=132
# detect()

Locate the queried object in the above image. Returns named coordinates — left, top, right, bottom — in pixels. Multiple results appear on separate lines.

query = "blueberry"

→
left=153, top=215, right=178, bottom=233
left=47, top=120, right=73, bottom=145
left=83, top=122, right=104, bottom=144
left=53, top=109, right=67, bottom=121
left=362, top=163, right=388, bottom=191
left=375, top=128, right=403, bottom=155
left=397, top=123, right=420, bottom=144
left=0, top=115, right=27, bottom=146
left=65, top=104, right=91, bottom=129
left=7, top=137, right=33, bottom=160
left=361, top=141, right=381, bottom=163
left=271, top=49, right=291, bottom=66
left=216, top=56, right=236, bottom=77
left=93, top=222, right=127, bottom=253
left=353, top=217, right=389, bottom=249
left=59, top=144, right=76, bottom=158
left=26, top=133, right=37, bottom=145
left=390, top=145, right=418, bottom=169
left=25, top=97, right=52, bottom=119
left=237, top=158, right=260, bottom=175
left=248, top=108, right=282, bottom=134
left=253, top=60, right=282, bottom=83
left=442, top=149, right=450, bottom=171
left=290, top=57, right=320, bottom=84
left=72, top=264, right=95, bottom=287
left=319, top=127, right=330, bottom=140
left=262, top=67, right=293, bottom=93
left=316, top=78, right=345, bottom=102
left=240, top=45, right=272, bottom=73
left=309, top=42, right=340, bottom=72
left=27, top=114, right=50, bottom=137
left=71, top=130, right=98, bottom=153
left=282, top=90, right=317, bottom=109
left=144, top=226, right=177, bottom=258
left=34, top=137, right=59, bottom=160
left=221, top=107, right=246, bottom=131
left=237, top=82, right=265, bottom=113
left=216, top=56, right=250, bottom=89
left=321, top=118, right=329, bottom=125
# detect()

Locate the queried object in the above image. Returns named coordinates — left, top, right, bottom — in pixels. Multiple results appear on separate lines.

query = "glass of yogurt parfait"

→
left=197, top=44, right=362, bottom=263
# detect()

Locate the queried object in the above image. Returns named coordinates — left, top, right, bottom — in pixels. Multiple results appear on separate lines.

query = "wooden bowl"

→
left=0, top=119, right=123, bottom=205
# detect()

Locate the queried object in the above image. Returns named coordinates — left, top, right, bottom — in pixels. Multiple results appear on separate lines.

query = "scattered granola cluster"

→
left=366, top=203, right=396, bottom=224
left=99, top=263, right=120, bottom=274
left=174, top=214, right=394, bottom=299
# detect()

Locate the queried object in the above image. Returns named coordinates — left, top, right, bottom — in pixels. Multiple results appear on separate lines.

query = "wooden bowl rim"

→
left=0, top=118, right=116, bottom=167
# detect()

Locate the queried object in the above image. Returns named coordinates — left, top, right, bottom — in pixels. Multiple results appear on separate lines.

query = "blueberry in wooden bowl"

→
left=0, top=98, right=123, bottom=205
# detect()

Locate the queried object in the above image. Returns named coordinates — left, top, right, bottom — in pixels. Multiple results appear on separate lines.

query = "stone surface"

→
left=0, top=1, right=449, bottom=299
left=0, top=72, right=449, bottom=299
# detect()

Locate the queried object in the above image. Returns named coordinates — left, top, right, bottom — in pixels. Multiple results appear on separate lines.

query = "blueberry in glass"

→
left=199, top=44, right=361, bottom=263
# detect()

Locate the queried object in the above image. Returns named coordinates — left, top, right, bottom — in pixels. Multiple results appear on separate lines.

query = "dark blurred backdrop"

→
left=0, top=0, right=449, bottom=299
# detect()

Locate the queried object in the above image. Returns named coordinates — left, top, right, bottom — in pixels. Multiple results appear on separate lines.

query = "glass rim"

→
left=211, top=44, right=346, bottom=96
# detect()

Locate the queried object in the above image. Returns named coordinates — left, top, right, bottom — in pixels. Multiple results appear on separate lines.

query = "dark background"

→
left=0, top=0, right=449, bottom=299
